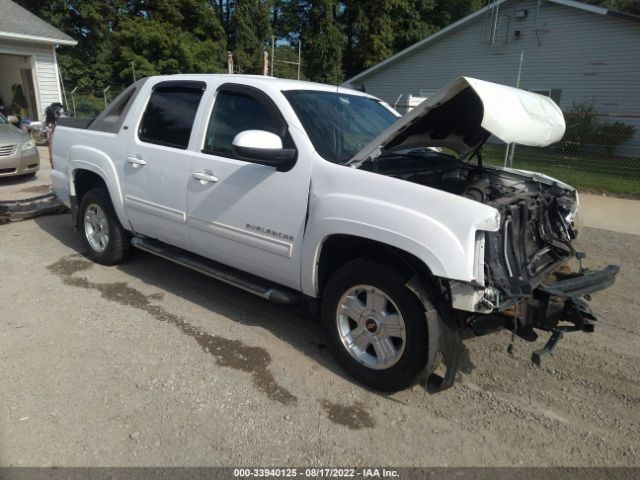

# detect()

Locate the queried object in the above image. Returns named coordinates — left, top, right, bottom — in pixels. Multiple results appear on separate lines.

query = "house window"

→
left=481, top=13, right=510, bottom=45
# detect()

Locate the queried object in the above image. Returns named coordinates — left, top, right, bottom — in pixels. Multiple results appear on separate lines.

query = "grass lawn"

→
left=482, top=144, right=640, bottom=197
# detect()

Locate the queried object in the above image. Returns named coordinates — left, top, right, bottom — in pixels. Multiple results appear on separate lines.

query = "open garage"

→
left=0, top=0, right=76, bottom=122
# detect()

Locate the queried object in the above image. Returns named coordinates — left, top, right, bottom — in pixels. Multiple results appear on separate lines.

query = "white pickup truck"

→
left=51, top=74, right=618, bottom=392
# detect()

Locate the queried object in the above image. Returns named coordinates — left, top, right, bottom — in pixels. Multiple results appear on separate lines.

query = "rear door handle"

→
left=126, top=155, right=147, bottom=167
left=192, top=171, right=219, bottom=183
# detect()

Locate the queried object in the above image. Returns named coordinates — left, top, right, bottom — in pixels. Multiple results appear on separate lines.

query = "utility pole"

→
left=271, top=36, right=275, bottom=76
left=102, top=85, right=111, bottom=108
left=131, top=62, right=136, bottom=82
left=227, top=51, right=234, bottom=74
left=70, top=86, right=78, bottom=117
left=270, top=37, right=302, bottom=80
left=263, top=50, right=269, bottom=76
left=297, top=39, right=301, bottom=80
left=504, top=50, right=525, bottom=168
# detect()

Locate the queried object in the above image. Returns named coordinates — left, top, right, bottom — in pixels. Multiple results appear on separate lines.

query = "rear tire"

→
left=79, top=188, right=130, bottom=265
left=322, top=259, right=433, bottom=392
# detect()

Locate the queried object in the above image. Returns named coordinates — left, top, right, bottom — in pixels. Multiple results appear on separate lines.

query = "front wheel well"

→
left=316, top=235, right=445, bottom=300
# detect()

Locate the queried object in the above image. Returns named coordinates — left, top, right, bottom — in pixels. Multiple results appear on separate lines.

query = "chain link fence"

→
left=482, top=110, right=640, bottom=197
left=63, top=87, right=128, bottom=118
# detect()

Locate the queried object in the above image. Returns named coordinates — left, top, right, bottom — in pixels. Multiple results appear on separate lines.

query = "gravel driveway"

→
left=0, top=213, right=638, bottom=466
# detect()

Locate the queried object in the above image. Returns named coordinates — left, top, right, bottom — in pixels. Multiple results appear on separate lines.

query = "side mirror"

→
left=7, top=115, right=19, bottom=124
left=232, top=130, right=296, bottom=170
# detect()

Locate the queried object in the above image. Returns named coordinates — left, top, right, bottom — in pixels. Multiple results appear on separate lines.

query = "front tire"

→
left=322, top=259, right=433, bottom=392
left=79, top=188, right=130, bottom=265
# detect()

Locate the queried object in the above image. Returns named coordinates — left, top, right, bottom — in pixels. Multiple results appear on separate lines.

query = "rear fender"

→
left=68, top=145, right=129, bottom=228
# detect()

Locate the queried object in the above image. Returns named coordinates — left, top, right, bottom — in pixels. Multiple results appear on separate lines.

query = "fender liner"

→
left=406, top=275, right=462, bottom=393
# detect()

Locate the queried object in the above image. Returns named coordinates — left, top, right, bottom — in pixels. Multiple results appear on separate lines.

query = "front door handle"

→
left=192, top=171, right=219, bottom=184
left=126, top=155, right=147, bottom=167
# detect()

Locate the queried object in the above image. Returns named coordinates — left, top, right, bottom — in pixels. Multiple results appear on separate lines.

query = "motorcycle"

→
left=28, top=103, right=67, bottom=145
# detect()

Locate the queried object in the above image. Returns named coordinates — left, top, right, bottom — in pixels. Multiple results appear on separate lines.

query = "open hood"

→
left=348, top=77, right=566, bottom=166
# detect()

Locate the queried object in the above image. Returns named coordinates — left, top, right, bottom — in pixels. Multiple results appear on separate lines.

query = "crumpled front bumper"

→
left=467, top=263, right=619, bottom=368
left=492, top=263, right=619, bottom=367
left=528, top=264, right=619, bottom=332
left=540, top=264, right=619, bottom=297
left=426, top=263, right=620, bottom=393
left=0, top=192, right=67, bottom=224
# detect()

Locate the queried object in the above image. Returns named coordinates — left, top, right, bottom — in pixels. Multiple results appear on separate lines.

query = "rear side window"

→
left=90, top=84, right=138, bottom=133
left=203, top=90, right=282, bottom=156
left=139, top=83, right=205, bottom=149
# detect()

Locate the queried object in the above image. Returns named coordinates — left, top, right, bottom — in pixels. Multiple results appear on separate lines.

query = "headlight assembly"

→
left=565, top=191, right=580, bottom=223
left=21, top=139, right=36, bottom=152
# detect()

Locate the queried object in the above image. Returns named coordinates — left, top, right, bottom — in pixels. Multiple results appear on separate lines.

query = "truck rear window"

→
left=89, top=84, right=139, bottom=133
left=138, top=84, right=204, bottom=149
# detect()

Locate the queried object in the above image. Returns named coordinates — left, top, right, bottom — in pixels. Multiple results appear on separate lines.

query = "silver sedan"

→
left=0, top=113, right=39, bottom=178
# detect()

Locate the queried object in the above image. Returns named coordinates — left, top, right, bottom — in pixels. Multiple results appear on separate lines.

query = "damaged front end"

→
left=425, top=178, right=619, bottom=391
left=470, top=182, right=619, bottom=363
left=425, top=165, right=618, bottom=391
left=349, top=76, right=619, bottom=390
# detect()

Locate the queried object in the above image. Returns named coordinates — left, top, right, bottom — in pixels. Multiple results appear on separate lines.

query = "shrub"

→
left=560, top=101, right=636, bottom=156
left=596, top=122, right=636, bottom=156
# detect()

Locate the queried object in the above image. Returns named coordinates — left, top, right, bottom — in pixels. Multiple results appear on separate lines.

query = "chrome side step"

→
left=131, top=236, right=300, bottom=304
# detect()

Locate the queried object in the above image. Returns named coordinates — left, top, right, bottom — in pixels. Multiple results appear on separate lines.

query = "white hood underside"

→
left=350, top=77, right=566, bottom=165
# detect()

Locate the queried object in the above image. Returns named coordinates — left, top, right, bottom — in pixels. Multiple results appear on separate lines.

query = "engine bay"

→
left=360, top=148, right=579, bottom=297
left=360, top=149, right=560, bottom=204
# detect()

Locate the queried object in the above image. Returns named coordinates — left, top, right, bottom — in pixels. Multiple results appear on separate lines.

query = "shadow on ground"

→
left=33, top=212, right=478, bottom=408
left=32, top=213, right=359, bottom=389
left=0, top=173, right=39, bottom=189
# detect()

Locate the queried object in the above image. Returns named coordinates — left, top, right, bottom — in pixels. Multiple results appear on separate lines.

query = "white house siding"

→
left=0, top=38, right=62, bottom=119
left=344, top=0, right=640, bottom=151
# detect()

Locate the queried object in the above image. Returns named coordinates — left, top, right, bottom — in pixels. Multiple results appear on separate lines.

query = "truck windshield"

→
left=284, top=90, right=397, bottom=164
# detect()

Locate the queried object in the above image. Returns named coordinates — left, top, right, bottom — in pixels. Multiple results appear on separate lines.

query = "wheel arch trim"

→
left=301, top=220, right=468, bottom=297
left=69, top=150, right=129, bottom=229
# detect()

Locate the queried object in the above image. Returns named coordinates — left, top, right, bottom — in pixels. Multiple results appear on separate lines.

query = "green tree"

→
left=15, top=0, right=126, bottom=87
left=285, top=0, right=343, bottom=84
left=229, top=0, right=272, bottom=73
left=430, top=0, right=484, bottom=28
left=112, top=0, right=227, bottom=81
left=341, top=0, right=481, bottom=78
left=342, top=0, right=397, bottom=76
left=391, top=0, right=438, bottom=52
left=16, top=0, right=492, bottom=88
